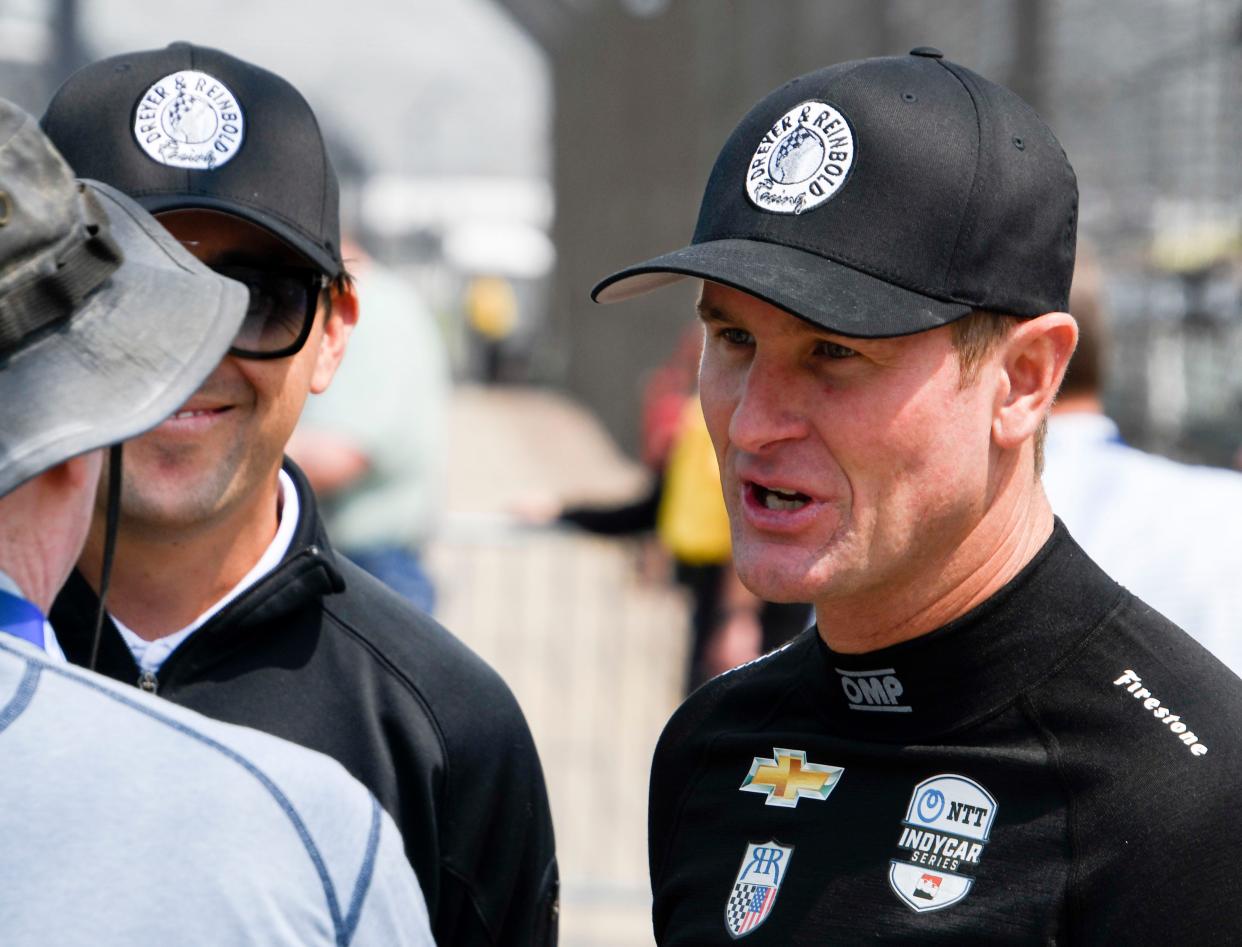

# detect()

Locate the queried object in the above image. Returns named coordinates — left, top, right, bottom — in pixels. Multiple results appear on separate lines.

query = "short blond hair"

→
left=950, top=310, right=1047, bottom=475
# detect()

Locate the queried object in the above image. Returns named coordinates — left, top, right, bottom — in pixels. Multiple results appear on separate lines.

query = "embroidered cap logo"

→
left=133, top=70, right=245, bottom=170
left=744, top=100, right=856, bottom=215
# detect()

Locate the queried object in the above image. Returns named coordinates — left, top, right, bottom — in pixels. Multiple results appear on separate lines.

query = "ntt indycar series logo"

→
left=889, top=774, right=997, bottom=913
left=745, top=100, right=856, bottom=215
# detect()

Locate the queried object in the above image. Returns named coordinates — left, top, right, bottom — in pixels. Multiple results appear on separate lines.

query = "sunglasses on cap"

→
left=209, top=263, right=330, bottom=359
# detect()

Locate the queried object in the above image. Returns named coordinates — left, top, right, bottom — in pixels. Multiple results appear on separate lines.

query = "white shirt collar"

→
left=115, top=469, right=301, bottom=673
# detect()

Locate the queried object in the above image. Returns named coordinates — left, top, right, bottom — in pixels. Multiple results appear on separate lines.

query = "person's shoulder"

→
left=1029, top=588, right=1242, bottom=777
left=30, top=635, right=390, bottom=797
left=657, top=629, right=815, bottom=762
left=323, top=555, right=536, bottom=745
left=648, top=630, right=814, bottom=875
left=1027, top=592, right=1242, bottom=935
left=0, top=639, right=435, bottom=944
left=15, top=636, right=403, bottom=854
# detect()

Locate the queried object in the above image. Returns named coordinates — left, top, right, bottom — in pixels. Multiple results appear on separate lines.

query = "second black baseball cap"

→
left=592, top=49, right=1078, bottom=337
left=41, top=42, right=343, bottom=278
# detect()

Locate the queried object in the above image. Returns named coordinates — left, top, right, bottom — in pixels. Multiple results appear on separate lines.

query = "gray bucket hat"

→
left=0, top=99, right=247, bottom=497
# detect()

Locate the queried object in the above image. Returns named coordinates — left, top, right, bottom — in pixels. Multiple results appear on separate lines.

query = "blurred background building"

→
left=7, top=1, right=1242, bottom=943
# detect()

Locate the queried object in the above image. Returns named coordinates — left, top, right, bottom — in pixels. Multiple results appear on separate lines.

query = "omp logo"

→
left=836, top=667, right=911, bottom=713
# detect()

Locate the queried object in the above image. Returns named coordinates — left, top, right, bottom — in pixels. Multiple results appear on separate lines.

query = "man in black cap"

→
left=0, top=97, right=432, bottom=945
left=594, top=49, right=1242, bottom=942
left=40, top=43, right=557, bottom=945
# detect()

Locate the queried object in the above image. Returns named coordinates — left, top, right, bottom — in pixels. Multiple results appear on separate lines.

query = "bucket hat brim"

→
left=0, top=179, right=247, bottom=496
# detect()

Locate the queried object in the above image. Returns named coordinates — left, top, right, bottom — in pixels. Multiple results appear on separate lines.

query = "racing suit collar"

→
left=805, top=520, right=1126, bottom=742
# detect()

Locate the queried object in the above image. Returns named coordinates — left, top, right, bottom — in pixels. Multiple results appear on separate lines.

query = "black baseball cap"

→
left=592, top=49, right=1078, bottom=337
left=41, top=42, right=343, bottom=279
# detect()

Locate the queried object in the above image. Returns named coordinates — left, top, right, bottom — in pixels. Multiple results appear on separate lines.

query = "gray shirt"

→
left=0, top=634, right=433, bottom=946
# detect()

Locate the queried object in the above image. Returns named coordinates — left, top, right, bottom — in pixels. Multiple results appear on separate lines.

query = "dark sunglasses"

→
left=210, top=263, right=329, bottom=359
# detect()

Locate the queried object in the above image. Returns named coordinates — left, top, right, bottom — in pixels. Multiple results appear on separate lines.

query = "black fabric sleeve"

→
left=431, top=673, right=559, bottom=946
left=317, top=564, right=559, bottom=946
left=558, top=477, right=662, bottom=537
left=1022, top=598, right=1242, bottom=943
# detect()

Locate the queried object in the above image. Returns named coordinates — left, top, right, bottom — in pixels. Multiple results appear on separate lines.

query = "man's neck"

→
left=816, top=465, right=1055, bottom=655
left=77, top=477, right=283, bottom=641
left=0, top=463, right=98, bottom=615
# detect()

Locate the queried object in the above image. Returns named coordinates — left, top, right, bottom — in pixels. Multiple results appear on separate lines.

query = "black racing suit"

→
left=52, top=460, right=558, bottom=946
left=649, top=522, right=1242, bottom=943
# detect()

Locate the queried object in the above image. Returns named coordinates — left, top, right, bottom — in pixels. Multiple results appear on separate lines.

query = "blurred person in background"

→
left=40, top=43, right=558, bottom=945
left=465, top=274, right=519, bottom=383
left=0, top=98, right=431, bottom=945
left=1043, top=255, right=1242, bottom=676
left=594, top=49, right=1242, bottom=942
left=287, top=239, right=449, bottom=615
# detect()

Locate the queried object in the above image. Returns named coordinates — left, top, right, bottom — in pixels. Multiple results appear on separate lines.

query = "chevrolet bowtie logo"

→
left=740, top=748, right=844, bottom=808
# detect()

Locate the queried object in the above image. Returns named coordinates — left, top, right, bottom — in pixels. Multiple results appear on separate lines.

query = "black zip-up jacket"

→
left=52, top=461, right=558, bottom=946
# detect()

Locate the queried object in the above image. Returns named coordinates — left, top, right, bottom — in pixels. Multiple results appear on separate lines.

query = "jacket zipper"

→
left=126, top=544, right=326, bottom=694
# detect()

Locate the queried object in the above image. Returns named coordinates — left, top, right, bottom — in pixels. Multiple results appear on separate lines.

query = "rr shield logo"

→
left=888, top=774, right=997, bottom=913
left=724, top=841, right=792, bottom=937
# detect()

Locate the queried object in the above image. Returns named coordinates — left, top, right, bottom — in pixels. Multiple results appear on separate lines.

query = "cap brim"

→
left=133, top=192, right=342, bottom=279
left=591, top=238, right=972, bottom=338
left=0, top=180, right=248, bottom=496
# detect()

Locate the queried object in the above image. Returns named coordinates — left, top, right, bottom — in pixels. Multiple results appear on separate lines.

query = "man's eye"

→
left=816, top=340, right=858, bottom=359
left=719, top=327, right=753, bottom=346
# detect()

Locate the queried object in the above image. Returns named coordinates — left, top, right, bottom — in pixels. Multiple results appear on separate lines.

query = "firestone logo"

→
left=1113, top=669, right=1208, bottom=757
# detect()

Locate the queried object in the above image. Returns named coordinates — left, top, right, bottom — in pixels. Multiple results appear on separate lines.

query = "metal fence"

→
left=429, top=519, right=689, bottom=946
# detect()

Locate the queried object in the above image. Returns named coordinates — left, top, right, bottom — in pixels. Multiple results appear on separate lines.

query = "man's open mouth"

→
left=750, top=483, right=812, bottom=512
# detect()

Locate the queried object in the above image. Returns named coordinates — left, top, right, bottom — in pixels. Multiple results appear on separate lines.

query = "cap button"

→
left=909, top=46, right=944, bottom=59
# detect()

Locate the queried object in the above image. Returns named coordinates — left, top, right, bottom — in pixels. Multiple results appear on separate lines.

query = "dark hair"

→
left=320, top=268, right=355, bottom=317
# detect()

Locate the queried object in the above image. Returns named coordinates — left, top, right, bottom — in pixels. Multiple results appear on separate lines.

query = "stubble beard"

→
left=104, top=435, right=253, bottom=538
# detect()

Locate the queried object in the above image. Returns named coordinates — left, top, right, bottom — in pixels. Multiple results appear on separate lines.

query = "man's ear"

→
left=310, top=283, right=359, bottom=394
left=992, top=312, right=1078, bottom=450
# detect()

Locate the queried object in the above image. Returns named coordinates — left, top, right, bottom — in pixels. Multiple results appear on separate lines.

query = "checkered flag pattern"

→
left=167, top=92, right=194, bottom=126
left=726, top=882, right=774, bottom=935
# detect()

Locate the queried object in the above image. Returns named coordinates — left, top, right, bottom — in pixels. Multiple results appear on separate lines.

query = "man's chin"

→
left=114, top=474, right=238, bottom=532
left=732, top=528, right=854, bottom=603
left=734, top=552, right=841, bottom=605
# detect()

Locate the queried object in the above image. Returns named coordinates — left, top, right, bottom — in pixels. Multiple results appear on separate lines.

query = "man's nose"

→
left=728, top=355, right=808, bottom=453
